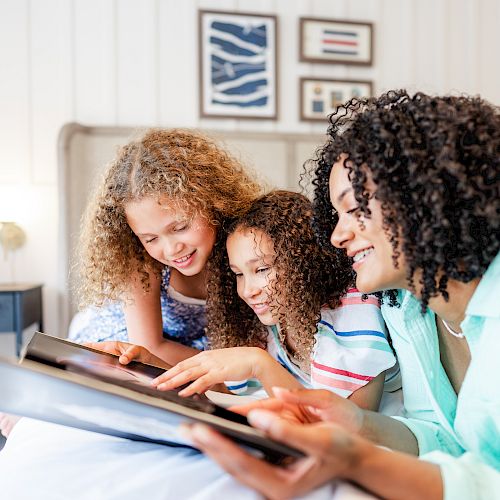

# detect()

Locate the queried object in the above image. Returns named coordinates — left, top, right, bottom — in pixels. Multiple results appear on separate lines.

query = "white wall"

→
left=0, top=0, right=499, bottom=347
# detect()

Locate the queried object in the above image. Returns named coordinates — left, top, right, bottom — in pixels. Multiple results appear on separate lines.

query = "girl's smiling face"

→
left=125, top=196, right=216, bottom=276
left=328, top=158, right=407, bottom=293
left=226, top=228, right=277, bottom=326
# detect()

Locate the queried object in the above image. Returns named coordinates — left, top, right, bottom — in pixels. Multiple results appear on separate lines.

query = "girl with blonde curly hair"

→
left=149, top=190, right=399, bottom=411
left=69, top=128, right=263, bottom=365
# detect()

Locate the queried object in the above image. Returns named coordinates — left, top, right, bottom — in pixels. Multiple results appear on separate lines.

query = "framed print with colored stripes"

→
left=299, top=17, right=373, bottom=66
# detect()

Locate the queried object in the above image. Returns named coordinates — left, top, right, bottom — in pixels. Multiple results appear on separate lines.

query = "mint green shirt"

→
left=381, top=252, right=500, bottom=500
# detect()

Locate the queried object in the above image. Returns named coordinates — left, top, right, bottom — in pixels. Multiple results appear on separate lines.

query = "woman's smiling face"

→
left=328, top=157, right=407, bottom=293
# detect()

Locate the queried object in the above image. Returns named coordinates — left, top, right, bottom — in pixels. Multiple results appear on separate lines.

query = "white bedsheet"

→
left=0, top=418, right=375, bottom=500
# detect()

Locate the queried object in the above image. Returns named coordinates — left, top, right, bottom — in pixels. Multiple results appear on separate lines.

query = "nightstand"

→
left=0, top=283, right=43, bottom=357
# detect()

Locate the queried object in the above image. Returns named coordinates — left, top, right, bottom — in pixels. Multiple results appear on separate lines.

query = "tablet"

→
left=0, top=332, right=303, bottom=463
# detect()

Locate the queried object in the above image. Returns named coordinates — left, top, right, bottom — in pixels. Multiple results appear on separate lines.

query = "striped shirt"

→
left=227, top=289, right=399, bottom=397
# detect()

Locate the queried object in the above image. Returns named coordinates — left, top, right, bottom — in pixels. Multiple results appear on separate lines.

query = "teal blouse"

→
left=381, top=252, right=499, bottom=500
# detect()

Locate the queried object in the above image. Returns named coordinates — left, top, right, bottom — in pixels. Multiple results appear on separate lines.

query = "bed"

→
left=0, top=418, right=374, bottom=499
left=57, top=123, right=324, bottom=336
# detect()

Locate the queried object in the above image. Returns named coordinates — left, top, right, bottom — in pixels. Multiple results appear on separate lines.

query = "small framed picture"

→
left=299, top=78, right=373, bottom=122
left=299, top=17, right=373, bottom=66
left=198, top=10, right=278, bottom=119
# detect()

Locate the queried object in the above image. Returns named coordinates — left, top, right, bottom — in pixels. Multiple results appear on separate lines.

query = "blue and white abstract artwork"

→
left=200, top=11, right=277, bottom=118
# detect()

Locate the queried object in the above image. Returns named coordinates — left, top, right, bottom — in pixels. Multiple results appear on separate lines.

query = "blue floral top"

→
left=69, top=267, right=208, bottom=350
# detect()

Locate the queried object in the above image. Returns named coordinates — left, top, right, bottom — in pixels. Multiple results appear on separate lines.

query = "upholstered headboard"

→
left=57, top=123, right=324, bottom=334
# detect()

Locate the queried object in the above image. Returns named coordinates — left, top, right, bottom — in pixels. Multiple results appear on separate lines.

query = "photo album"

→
left=0, top=332, right=303, bottom=463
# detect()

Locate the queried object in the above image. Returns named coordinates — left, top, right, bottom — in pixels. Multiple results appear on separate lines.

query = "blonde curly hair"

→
left=76, top=128, right=263, bottom=307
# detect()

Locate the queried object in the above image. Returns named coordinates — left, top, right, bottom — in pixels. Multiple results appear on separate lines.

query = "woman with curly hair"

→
left=182, top=90, right=499, bottom=500
left=149, top=190, right=398, bottom=411
left=68, top=128, right=263, bottom=365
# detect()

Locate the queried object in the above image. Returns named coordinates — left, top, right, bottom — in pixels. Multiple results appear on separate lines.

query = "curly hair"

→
left=206, top=190, right=353, bottom=362
left=307, top=90, right=500, bottom=309
left=77, top=128, right=263, bottom=307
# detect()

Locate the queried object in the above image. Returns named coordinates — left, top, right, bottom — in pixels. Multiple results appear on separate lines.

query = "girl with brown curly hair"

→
left=68, top=128, right=262, bottom=366
left=151, top=190, right=398, bottom=411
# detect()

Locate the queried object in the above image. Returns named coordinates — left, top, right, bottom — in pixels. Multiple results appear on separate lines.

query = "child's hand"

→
left=151, top=347, right=267, bottom=396
left=85, top=341, right=170, bottom=370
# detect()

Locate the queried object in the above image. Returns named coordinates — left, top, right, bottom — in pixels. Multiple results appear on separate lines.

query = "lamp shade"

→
left=0, top=221, right=26, bottom=258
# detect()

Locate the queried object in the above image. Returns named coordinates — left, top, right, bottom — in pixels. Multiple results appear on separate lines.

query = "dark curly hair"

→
left=307, top=90, right=500, bottom=309
left=206, top=190, right=353, bottom=362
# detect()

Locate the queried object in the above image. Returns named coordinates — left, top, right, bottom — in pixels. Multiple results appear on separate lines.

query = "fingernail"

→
left=247, top=410, right=274, bottom=431
left=271, top=386, right=288, bottom=397
left=190, top=424, right=212, bottom=445
left=178, top=423, right=193, bottom=440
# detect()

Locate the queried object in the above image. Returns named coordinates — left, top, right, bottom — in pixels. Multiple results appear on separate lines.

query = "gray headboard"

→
left=57, top=123, right=324, bottom=334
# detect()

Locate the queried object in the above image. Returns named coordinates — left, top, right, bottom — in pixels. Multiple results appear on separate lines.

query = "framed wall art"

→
left=199, top=10, right=278, bottom=119
left=300, top=78, right=373, bottom=122
left=299, top=17, right=373, bottom=66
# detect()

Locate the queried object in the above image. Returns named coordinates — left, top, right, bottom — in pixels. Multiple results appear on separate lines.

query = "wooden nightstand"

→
left=0, top=283, right=43, bottom=357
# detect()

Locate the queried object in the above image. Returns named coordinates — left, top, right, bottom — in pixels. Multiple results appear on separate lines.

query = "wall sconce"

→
left=0, top=221, right=26, bottom=259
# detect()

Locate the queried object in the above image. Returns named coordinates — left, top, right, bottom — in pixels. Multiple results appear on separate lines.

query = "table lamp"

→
left=0, top=221, right=26, bottom=260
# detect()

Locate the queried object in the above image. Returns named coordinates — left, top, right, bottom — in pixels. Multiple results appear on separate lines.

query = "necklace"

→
left=441, top=318, right=465, bottom=339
